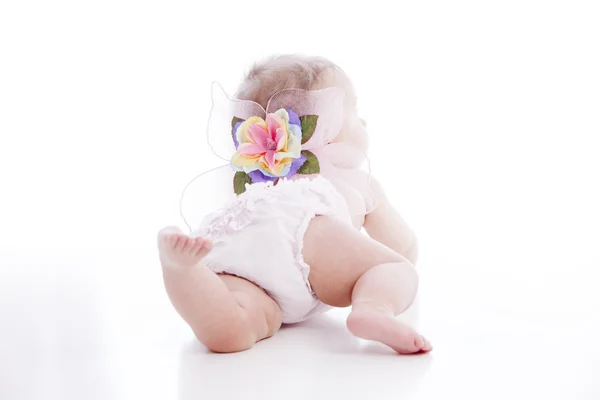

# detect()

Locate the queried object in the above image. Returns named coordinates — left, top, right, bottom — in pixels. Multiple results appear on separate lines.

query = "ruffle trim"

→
left=192, top=176, right=343, bottom=245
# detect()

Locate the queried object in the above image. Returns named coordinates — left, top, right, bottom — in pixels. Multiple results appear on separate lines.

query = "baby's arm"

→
left=363, top=177, right=419, bottom=264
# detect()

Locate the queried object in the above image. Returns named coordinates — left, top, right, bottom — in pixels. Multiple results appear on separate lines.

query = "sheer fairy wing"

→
left=206, top=82, right=266, bottom=162
left=181, top=83, right=375, bottom=230
left=266, top=87, right=345, bottom=149
left=179, top=164, right=236, bottom=232
left=312, top=142, right=377, bottom=217
left=268, top=87, right=376, bottom=216
left=180, top=84, right=267, bottom=232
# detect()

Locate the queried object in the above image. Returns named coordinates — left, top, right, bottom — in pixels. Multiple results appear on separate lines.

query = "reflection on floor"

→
left=1, top=245, right=598, bottom=399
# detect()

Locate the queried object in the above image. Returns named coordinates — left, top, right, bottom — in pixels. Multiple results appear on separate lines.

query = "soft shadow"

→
left=177, top=302, right=432, bottom=399
left=278, top=312, right=362, bottom=353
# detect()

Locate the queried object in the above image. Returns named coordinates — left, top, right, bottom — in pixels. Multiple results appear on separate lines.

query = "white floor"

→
left=2, top=221, right=599, bottom=399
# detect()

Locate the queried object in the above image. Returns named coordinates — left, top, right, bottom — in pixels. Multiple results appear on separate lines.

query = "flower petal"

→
left=237, top=116, right=266, bottom=145
left=278, top=163, right=292, bottom=177
left=274, top=108, right=290, bottom=123
left=264, top=161, right=288, bottom=177
left=265, top=150, right=276, bottom=167
left=248, top=123, right=269, bottom=147
left=267, top=114, right=280, bottom=139
left=233, top=121, right=243, bottom=147
left=238, top=143, right=265, bottom=157
left=288, top=123, right=302, bottom=141
left=275, top=128, right=287, bottom=150
left=231, top=153, right=261, bottom=169
left=258, top=167, right=278, bottom=177
left=285, top=134, right=302, bottom=157
left=285, top=153, right=307, bottom=177
left=248, top=169, right=277, bottom=183
left=287, top=109, right=300, bottom=126
left=269, top=110, right=289, bottom=135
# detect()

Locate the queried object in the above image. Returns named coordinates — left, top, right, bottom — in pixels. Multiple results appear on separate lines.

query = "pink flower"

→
left=231, top=109, right=302, bottom=177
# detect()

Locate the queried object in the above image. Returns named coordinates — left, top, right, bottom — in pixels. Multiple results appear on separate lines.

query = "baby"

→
left=157, top=55, right=432, bottom=354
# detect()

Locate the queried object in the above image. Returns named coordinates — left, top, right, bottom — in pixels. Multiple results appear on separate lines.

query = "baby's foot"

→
left=157, top=226, right=213, bottom=269
left=347, top=310, right=432, bottom=354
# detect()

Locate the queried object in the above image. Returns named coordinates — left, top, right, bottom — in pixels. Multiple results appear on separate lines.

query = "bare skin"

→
left=304, top=216, right=431, bottom=354
left=158, top=227, right=281, bottom=353
left=158, top=173, right=431, bottom=354
left=159, top=66, right=431, bottom=354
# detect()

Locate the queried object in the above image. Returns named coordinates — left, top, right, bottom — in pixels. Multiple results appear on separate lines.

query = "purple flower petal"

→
left=248, top=169, right=278, bottom=183
left=287, top=109, right=301, bottom=127
left=285, top=154, right=307, bottom=178
left=233, top=121, right=243, bottom=147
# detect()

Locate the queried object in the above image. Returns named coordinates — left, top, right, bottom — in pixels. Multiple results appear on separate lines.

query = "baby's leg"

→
left=158, top=227, right=282, bottom=353
left=304, top=217, right=432, bottom=354
left=348, top=262, right=432, bottom=354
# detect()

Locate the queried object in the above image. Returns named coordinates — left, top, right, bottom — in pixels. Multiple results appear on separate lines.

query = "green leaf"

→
left=231, top=117, right=244, bottom=142
left=233, top=171, right=252, bottom=195
left=297, top=150, right=320, bottom=174
left=299, top=115, right=318, bottom=144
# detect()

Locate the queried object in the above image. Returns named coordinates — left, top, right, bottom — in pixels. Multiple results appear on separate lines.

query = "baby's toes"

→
left=189, top=237, right=204, bottom=253
left=166, top=234, right=178, bottom=248
left=180, top=237, right=196, bottom=252
left=419, top=336, right=432, bottom=352
left=195, top=239, right=213, bottom=256
left=414, top=335, right=426, bottom=350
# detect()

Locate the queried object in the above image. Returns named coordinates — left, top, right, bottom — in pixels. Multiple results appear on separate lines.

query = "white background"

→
left=1, top=1, right=599, bottom=399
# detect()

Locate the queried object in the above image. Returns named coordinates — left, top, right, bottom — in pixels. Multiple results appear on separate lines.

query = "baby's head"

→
left=236, top=55, right=368, bottom=151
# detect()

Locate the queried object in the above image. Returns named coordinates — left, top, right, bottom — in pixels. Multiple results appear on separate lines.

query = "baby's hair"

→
left=236, top=54, right=355, bottom=109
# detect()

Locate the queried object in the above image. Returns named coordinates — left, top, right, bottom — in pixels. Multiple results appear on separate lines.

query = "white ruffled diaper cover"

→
left=191, top=176, right=351, bottom=323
